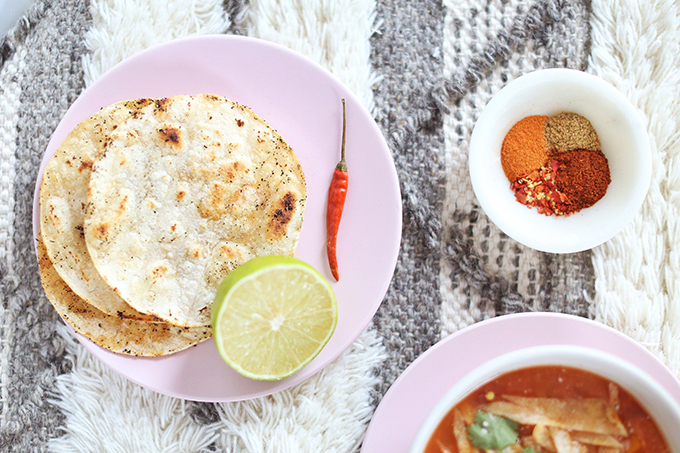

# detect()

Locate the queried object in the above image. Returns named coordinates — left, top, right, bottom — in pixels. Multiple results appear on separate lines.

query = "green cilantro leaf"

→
left=467, top=411, right=519, bottom=451
left=523, top=449, right=538, bottom=453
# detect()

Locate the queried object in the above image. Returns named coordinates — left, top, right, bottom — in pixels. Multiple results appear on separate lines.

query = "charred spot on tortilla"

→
left=158, top=127, right=182, bottom=147
left=78, top=160, right=93, bottom=173
left=267, top=192, right=297, bottom=241
left=154, top=98, right=171, bottom=113
left=91, top=222, right=109, bottom=242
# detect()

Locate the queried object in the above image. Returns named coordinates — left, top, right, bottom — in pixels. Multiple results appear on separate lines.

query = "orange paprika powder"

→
left=500, top=115, right=550, bottom=182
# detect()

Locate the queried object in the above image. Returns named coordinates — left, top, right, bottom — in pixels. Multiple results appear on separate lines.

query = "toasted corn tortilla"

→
left=37, top=236, right=211, bottom=357
left=39, top=99, right=159, bottom=321
left=84, top=94, right=306, bottom=327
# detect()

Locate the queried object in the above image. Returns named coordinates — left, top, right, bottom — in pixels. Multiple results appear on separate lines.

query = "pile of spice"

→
left=501, top=112, right=611, bottom=217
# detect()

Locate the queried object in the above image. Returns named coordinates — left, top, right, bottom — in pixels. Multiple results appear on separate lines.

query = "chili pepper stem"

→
left=336, top=99, right=347, bottom=172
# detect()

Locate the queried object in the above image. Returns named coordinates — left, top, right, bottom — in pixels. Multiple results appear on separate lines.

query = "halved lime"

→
left=211, top=255, right=338, bottom=381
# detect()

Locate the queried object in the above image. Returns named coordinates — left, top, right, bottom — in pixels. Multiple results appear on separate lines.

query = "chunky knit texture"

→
left=1, top=0, right=679, bottom=451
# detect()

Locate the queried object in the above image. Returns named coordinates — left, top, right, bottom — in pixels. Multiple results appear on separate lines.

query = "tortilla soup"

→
left=425, top=365, right=669, bottom=453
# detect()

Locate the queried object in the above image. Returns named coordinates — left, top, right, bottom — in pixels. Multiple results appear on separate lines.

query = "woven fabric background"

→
left=1, top=0, right=679, bottom=451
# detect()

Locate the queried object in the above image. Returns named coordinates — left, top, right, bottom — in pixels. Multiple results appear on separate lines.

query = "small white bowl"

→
left=409, top=345, right=680, bottom=453
left=469, top=68, right=651, bottom=253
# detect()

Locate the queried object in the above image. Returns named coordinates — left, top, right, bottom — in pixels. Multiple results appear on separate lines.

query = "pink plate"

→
left=32, top=35, right=401, bottom=402
left=361, top=312, right=680, bottom=452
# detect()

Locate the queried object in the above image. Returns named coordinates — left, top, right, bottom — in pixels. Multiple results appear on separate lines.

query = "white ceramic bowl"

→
left=409, top=345, right=680, bottom=453
left=469, top=68, right=651, bottom=253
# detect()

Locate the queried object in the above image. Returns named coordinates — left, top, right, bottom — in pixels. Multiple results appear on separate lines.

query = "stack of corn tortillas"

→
left=37, top=94, right=306, bottom=356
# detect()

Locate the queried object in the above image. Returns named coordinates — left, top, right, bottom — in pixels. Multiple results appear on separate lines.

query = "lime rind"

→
left=211, top=255, right=337, bottom=381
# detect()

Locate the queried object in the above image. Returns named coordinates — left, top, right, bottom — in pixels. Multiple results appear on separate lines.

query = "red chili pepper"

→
left=326, top=99, right=348, bottom=281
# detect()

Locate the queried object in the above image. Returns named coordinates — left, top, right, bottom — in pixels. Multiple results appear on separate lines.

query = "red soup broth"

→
left=424, top=366, right=669, bottom=453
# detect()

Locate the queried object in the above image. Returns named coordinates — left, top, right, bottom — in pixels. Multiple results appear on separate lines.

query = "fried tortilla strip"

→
left=571, top=431, right=623, bottom=448
left=452, top=409, right=478, bottom=453
left=609, top=383, right=620, bottom=409
left=522, top=435, right=547, bottom=453
left=550, top=428, right=588, bottom=453
left=533, top=425, right=557, bottom=451
left=458, top=401, right=477, bottom=426
left=37, top=236, right=211, bottom=356
left=481, top=395, right=627, bottom=436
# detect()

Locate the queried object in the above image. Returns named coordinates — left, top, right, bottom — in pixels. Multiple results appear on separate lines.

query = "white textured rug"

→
left=589, top=0, right=680, bottom=372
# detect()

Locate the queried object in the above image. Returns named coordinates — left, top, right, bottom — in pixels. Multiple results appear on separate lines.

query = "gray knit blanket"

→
left=2, top=0, right=679, bottom=451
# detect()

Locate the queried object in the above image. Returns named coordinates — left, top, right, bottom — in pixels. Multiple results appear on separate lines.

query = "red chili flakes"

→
left=510, top=159, right=572, bottom=217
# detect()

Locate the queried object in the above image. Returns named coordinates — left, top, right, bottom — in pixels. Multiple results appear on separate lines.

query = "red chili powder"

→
left=553, top=149, right=611, bottom=214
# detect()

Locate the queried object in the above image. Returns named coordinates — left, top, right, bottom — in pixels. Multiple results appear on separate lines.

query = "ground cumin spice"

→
left=545, top=112, right=601, bottom=152
left=501, top=115, right=550, bottom=182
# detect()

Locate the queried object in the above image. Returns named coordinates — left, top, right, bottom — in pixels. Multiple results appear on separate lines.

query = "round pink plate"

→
left=361, top=312, right=680, bottom=452
left=33, top=35, right=401, bottom=402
